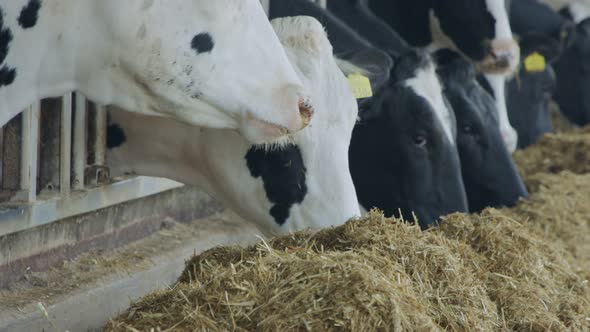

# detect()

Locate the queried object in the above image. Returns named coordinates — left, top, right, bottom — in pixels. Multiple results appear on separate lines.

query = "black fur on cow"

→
left=510, top=0, right=590, bottom=126
left=435, top=49, right=528, bottom=212
left=271, top=0, right=469, bottom=229
left=350, top=51, right=469, bottom=229
left=552, top=17, right=590, bottom=125
left=366, top=0, right=500, bottom=62
left=507, top=34, right=561, bottom=148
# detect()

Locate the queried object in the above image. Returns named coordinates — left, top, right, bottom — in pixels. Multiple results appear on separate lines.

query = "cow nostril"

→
left=298, top=99, right=314, bottom=127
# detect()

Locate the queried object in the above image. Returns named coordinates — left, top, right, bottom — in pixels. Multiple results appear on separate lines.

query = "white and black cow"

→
left=506, top=35, right=562, bottom=148
left=106, top=16, right=361, bottom=234
left=366, top=0, right=521, bottom=152
left=270, top=0, right=469, bottom=229
left=434, top=49, right=528, bottom=212
left=543, top=0, right=590, bottom=19
left=552, top=17, right=590, bottom=125
left=0, top=0, right=312, bottom=144
left=510, top=0, right=590, bottom=126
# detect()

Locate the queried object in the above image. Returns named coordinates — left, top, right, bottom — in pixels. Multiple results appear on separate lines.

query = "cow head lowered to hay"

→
left=0, top=0, right=311, bottom=143
left=106, top=16, right=361, bottom=234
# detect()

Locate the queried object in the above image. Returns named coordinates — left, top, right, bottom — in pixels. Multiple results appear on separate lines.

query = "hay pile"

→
left=107, top=207, right=590, bottom=331
left=107, top=127, right=590, bottom=331
left=513, top=131, right=590, bottom=185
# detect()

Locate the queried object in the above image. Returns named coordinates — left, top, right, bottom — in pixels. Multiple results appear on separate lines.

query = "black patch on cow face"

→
left=506, top=34, right=560, bottom=148
left=433, top=0, right=496, bottom=61
left=0, top=65, right=16, bottom=87
left=367, top=0, right=434, bottom=48
left=18, top=0, right=42, bottom=29
left=107, top=124, right=127, bottom=149
left=245, top=145, right=307, bottom=226
left=191, top=33, right=214, bottom=54
left=352, top=51, right=468, bottom=229
left=553, top=18, right=590, bottom=125
left=435, top=49, right=527, bottom=212
left=507, top=67, right=555, bottom=148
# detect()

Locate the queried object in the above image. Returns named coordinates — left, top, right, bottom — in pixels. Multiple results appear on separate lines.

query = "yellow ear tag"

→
left=524, top=52, right=546, bottom=73
left=347, top=73, right=373, bottom=99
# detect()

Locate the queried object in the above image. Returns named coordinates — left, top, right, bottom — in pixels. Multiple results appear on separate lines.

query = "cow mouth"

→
left=477, top=56, right=513, bottom=74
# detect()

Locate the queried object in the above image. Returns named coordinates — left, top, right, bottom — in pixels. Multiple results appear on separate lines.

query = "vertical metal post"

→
left=60, top=94, right=72, bottom=196
left=20, top=103, right=40, bottom=202
left=94, top=104, right=107, bottom=167
left=73, top=93, right=87, bottom=190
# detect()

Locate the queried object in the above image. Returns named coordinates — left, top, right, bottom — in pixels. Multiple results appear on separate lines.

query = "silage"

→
left=513, top=131, right=590, bottom=186
left=106, top=128, right=590, bottom=332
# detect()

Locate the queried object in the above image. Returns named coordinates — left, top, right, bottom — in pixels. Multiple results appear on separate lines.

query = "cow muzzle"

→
left=244, top=98, right=314, bottom=144
left=478, top=39, right=520, bottom=75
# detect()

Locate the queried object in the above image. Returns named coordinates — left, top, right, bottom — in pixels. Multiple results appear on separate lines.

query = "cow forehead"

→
left=405, top=64, right=455, bottom=144
left=485, top=0, right=512, bottom=39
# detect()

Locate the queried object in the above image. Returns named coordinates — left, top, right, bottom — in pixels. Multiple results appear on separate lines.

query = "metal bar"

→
left=73, top=93, right=87, bottom=190
left=60, top=94, right=72, bottom=196
left=0, top=177, right=184, bottom=237
left=20, top=103, right=40, bottom=202
left=0, top=128, right=4, bottom=185
left=94, top=104, right=107, bottom=166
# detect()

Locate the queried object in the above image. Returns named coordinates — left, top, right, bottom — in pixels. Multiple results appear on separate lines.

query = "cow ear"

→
left=577, top=17, right=590, bottom=36
left=518, top=33, right=562, bottom=65
left=336, top=48, right=394, bottom=94
left=559, top=20, right=578, bottom=51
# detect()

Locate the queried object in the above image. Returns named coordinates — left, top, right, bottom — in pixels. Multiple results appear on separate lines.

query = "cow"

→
left=106, top=16, right=361, bottom=234
left=270, top=0, right=469, bottom=229
left=434, top=49, right=528, bottom=212
left=552, top=17, right=590, bottom=125
left=510, top=0, right=590, bottom=126
left=542, top=0, right=590, bottom=19
left=560, top=1, right=590, bottom=22
left=0, top=0, right=311, bottom=144
left=363, top=0, right=520, bottom=152
left=326, top=0, right=529, bottom=212
left=506, top=34, right=561, bottom=148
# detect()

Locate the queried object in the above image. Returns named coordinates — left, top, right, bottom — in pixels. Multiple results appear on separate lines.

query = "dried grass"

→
left=513, top=131, right=590, bottom=186
left=106, top=125, right=590, bottom=332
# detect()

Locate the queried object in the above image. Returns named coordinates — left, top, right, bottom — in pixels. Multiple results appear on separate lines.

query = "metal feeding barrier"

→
left=0, top=0, right=327, bottom=239
left=0, top=94, right=183, bottom=238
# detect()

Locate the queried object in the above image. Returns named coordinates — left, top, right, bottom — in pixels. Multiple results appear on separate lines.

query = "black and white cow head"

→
left=435, top=50, right=528, bottom=212
left=507, top=34, right=561, bottom=148
left=553, top=18, right=590, bottom=125
left=367, top=0, right=520, bottom=75
left=107, top=16, right=361, bottom=234
left=349, top=50, right=469, bottom=230
left=0, top=0, right=312, bottom=144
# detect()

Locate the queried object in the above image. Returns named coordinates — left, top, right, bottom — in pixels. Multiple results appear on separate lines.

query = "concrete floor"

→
left=0, top=211, right=262, bottom=332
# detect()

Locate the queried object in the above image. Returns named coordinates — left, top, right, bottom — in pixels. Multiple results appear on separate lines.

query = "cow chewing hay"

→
left=106, top=155, right=590, bottom=331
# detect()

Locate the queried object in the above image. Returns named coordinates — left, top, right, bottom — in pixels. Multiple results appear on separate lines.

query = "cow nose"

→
left=490, top=39, right=520, bottom=73
left=298, top=98, right=314, bottom=129
left=491, top=50, right=513, bottom=69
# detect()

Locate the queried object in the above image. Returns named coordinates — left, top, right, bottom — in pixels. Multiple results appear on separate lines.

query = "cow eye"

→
left=462, top=124, right=474, bottom=134
left=414, top=135, right=428, bottom=147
